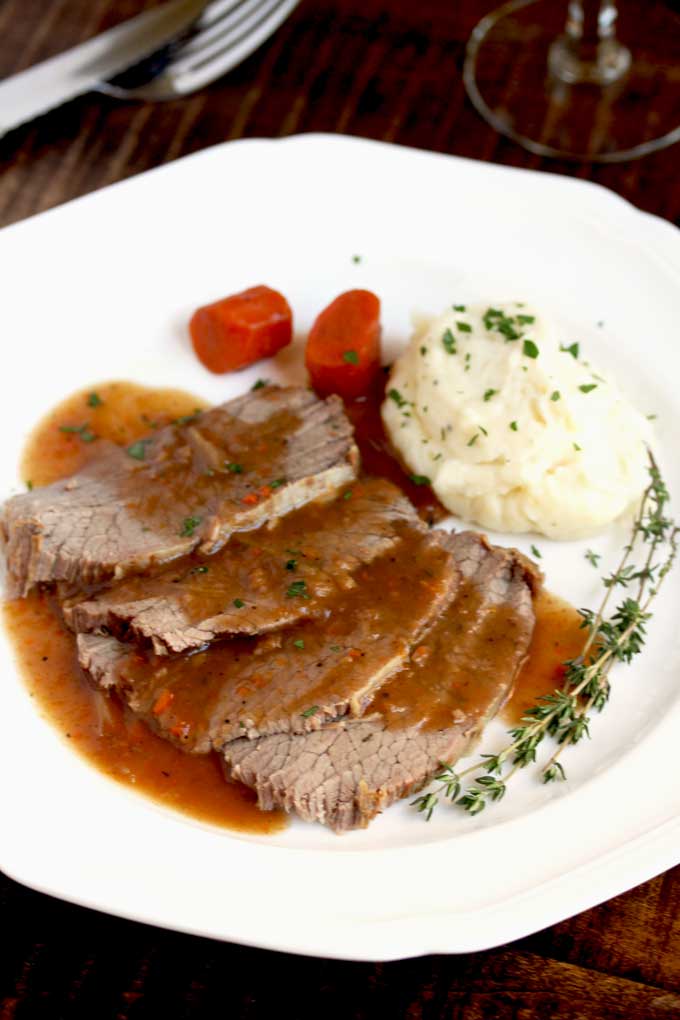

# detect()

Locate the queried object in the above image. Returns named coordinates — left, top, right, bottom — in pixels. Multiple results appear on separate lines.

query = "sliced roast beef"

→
left=1, top=386, right=358, bottom=598
left=64, top=479, right=418, bottom=655
left=222, top=532, right=541, bottom=832
left=78, top=527, right=458, bottom=752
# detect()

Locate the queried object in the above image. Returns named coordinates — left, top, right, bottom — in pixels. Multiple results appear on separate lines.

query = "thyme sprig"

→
left=412, top=453, right=678, bottom=820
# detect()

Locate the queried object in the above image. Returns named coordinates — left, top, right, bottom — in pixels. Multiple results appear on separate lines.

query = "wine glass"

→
left=464, top=0, right=680, bottom=161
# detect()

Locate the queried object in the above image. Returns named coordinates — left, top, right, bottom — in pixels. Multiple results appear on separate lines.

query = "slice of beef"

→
left=78, top=527, right=458, bottom=752
left=64, top=479, right=418, bottom=655
left=1, top=386, right=358, bottom=598
left=222, top=532, right=541, bottom=832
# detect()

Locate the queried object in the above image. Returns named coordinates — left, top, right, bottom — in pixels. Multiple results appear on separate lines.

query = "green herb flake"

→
left=573, top=442, right=582, bottom=451
left=530, top=544, right=542, bottom=559
left=286, top=580, right=310, bottom=599
left=26, top=480, right=33, bottom=491
left=251, top=378, right=268, bottom=391
left=456, top=321, right=472, bottom=333
left=647, top=414, right=657, bottom=421
left=442, top=328, right=457, bottom=355
left=453, top=304, right=466, bottom=312
left=190, top=565, right=209, bottom=575
left=285, top=558, right=297, bottom=571
left=352, top=254, right=362, bottom=264
left=464, top=353, right=471, bottom=372
left=420, top=345, right=428, bottom=356
left=330, top=645, right=341, bottom=653
left=585, top=549, right=601, bottom=568
left=87, top=392, right=103, bottom=408
left=270, top=478, right=286, bottom=489
left=560, top=342, right=580, bottom=359
left=388, top=388, right=408, bottom=408
left=517, top=314, right=535, bottom=325
left=59, top=423, right=97, bottom=443
left=479, top=425, right=488, bottom=436
left=126, top=439, right=151, bottom=461
left=226, top=462, right=244, bottom=473
left=579, top=384, right=598, bottom=394
left=343, top=490, right=353, bottom=500
left=343, top=350, right=359, bottom=365
left=293, top=639, right=305, bottom=650
left=467, top=433, right=479, bottom=447
left=233, top=598, right=245, bottom=608
left=483, top=389, right=498, bottom=402
left=409, top=474, right=431, bottom=486
left=522, top=339, right=539, bottom=359
left=173, top=409, right=202, bottom=426
left=550, top=390, right=561, bottom=401
left=180, top=515, right=202, bottom=537
left=509, top=421, right=518, bottom=432
left=301, top=705, right=319, bottom=718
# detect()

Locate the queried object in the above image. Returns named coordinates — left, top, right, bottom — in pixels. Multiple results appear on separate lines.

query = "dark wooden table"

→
left=2, top=2, right=679, bottom=1017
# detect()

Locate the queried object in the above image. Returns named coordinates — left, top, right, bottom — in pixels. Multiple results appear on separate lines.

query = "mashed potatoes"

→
left=382, top=303, right=651, bottom=539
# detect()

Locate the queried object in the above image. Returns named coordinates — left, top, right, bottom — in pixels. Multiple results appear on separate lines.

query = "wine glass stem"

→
left=549, top=1, right=631, bottom=85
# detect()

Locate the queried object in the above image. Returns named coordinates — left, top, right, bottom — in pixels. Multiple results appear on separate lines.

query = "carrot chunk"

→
left=305, top=290, right=381, bottom=399
left=190, top=285, right=292, bottom=374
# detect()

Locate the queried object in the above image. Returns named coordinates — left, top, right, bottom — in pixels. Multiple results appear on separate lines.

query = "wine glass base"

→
left=464, top=0, right=680, bottom=162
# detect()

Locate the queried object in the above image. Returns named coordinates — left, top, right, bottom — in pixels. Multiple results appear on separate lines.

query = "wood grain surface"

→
left=2, top=1, right=680, bottom=1017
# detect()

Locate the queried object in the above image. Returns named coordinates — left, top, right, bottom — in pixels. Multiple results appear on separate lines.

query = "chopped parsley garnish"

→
left=453, top=304, right=466, bottom=312
left=483, top=307, right=521, bottom=341
left=343, top=350, right=359, bottom=365
left=59, top=423, right=97, bottom=443
left=301, top=705, right=319, bottom=718
left=233, top=598, right=245, bottom=608
left=352, top=254, right=362, bottom=264
left=483, top=389, right=498, bottom=402
left=226, top=462, right=244, bottom=473
left=647, top=413, right=658, bottom=421
left=330, top=645, right=341, bottom=652
left=26, top=480, right=33, bottom=491
left=409, top=474, right=431, bottom=486
left=585, top=549, right=601, bottom=568
left=442, top=328, right=457, bottom=354
left=467, top=433, right=479, bottom=447
left=180, top=516, right=202, bottom=537
left=343, top=490, right=353, bottom=500
left=420, top=345, right=428, bottom=356
left=550, top=390, right=561, bottom=401
left=87, top=392, right=103, bottom=408
left=293, top=639, right=305, bottom=649
left=190, top=565, right=209, bottom=575
left=560, top=342, right=580, bottom=359
left=573, top=442, right=582, bottom=451
left=530, top=544, right=542, bottom=559
left=285, top=558, right=297, bottom=571
left=579, top=384, right=598, bottom=394
left=509, top=420, right=518, bottom=431
left=464, top=353, right=471, bottom=372
left=126, top=439, right=151, bottom=461
left=286, top=580, right=309, bottom=599
left=517, top=314, right=535, bottom=325
left=456, top=321, right=472, bottom=333
left=251, top=378, right=268, bottom=390
left=388, top=388, right=408, bottom=408
left=270, top=478, right=285, bottom=489
left=478, top=425, right=488, bottom=436
left=522, top=339, right=539, bottom=359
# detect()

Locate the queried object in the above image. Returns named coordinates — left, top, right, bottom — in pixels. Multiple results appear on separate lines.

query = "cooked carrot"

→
left=152, top=689, right=174, bottom=716
left=305, top=290, right=381, bottom=399
left=190, top=285, right=292, bottom=374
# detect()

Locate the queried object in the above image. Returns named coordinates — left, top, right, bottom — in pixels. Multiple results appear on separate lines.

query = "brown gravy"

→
left=4, top=380, right=584, bottom=834
left=503, top=589, right=586, bottom=725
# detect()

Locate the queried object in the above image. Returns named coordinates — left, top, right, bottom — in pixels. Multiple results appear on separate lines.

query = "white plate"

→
left=1, top=134, right=679, bottom=961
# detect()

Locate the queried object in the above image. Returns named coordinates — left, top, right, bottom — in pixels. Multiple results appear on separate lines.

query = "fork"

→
left=100, top=0, right=300, bottom=101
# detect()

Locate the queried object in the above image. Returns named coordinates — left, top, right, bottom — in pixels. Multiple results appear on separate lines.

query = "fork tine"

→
left=178, top=0, right=274, bottom=63
left=171, top=0, right=286, bottom=75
